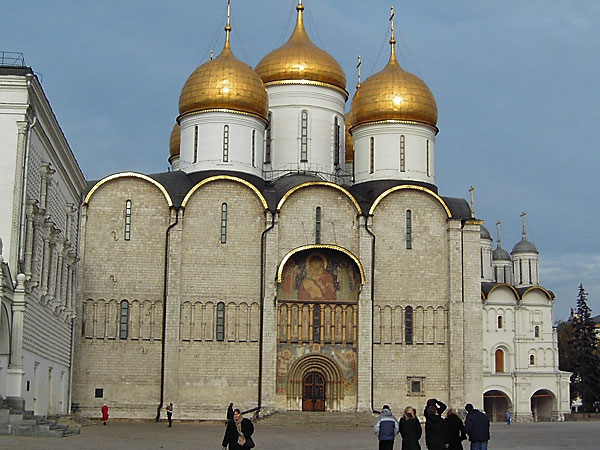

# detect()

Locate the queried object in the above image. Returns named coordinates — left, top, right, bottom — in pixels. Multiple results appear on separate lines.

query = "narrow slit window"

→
left=124, top=200, right=132, bottom=240
left=265, top=112, right=272, bottom=163
left=400, top=135, right=406, bottom=172
left=216, top=302, right=225, bottom=341
left=406, top=209, right=412, bottom=249
left=519, top=260, right=523, bottom=284
left=528, top=260, right=532, bottom=284
left=313, top=304, right=321, bottom=342
left=119, top=300, right=129, bottom=339
left=193, top=125, right=199, bottom=163
left=480, top=248, right=484, bottom=278
left=223, top=125, right=229, bottom=162
left=251, top=130, right=256, bottom=167
left=369, top=137, right=374, bottom=173
left=334, top=117, right=340, bottom=167
left=300, top=110, right=308, bottom=161
left=221, top=203, right=227, bottom=244
left=529, top=354, right=535, bottom=365
left=426, top=140, right=430, bottom=176
left=497, top=315, right=503, bottom=329
left=405, top=306, right=413, bottom=345
left=315, top=206, right=322, bottom=244
left=534, top=325, right=540, bottom=338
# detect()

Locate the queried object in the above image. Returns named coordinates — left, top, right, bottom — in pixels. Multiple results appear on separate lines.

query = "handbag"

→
left=243, top=436, right=255, bottom=449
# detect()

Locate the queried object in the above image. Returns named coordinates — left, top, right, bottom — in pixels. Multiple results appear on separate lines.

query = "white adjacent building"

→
left=0, top=55, right=86, bottom=416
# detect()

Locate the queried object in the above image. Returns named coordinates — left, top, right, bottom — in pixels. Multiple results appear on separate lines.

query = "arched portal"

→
left=531, top=389, right=556, bottom=422
left=286, top=354, right=345, bottom=412
left=484, top=390, right=512, bottom=422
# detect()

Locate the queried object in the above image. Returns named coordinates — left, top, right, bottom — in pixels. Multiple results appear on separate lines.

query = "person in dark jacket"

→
left=464, top=403, right=490, bottom=450
left=445, top=408, right=466, bottom=450
left=425, top=405, right=449, bottom=450
left=399, top=406, right=422, bottom=450
left=222, top=403, right=255, bottom=450
left=373, top=404, right=400, bottom=450
left=424, top=398, right=447, bottom=421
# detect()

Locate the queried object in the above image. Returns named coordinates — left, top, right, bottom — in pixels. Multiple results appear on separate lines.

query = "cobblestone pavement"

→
left=1, top=421, right=599, bottom=449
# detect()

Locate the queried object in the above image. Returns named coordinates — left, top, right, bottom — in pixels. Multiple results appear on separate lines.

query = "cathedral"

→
left=0, top=1, right=570, bottom=423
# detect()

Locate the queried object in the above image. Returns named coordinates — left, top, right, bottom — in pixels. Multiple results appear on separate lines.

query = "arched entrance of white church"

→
left=483, top=390, right=511, bottom=422
left=531, top=389, right=556, bottom=421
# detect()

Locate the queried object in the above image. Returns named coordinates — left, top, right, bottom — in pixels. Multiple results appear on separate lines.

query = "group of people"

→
left=374, top=399, right=491, bottom=450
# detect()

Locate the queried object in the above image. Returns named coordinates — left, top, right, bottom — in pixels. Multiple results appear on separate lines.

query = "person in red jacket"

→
left=101, top=404, right=109, bottom=425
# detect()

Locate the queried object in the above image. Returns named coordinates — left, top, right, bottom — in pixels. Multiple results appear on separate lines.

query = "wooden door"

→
left=302, top=371, right=325, bottom=411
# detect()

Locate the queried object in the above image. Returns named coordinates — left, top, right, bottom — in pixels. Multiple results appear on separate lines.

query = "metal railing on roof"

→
left=0, top=52, right=25, bottom=67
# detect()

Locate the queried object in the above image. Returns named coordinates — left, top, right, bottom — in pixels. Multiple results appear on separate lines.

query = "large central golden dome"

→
left=179, top=22, right=268, bottom=121
left=255, top=1, right=346, bottom=94
left=350, top=37, right=437, bottom=129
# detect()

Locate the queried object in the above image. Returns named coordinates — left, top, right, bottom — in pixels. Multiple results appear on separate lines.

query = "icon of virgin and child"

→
left=279, top=252, right=358, bottom=302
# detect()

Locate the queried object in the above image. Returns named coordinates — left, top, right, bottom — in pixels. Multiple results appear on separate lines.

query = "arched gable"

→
left=369, top=185, right=451, bottom=217
left=85, top=172, right=173, bottom=206
left=182, top=175, right=268, bottom=209
left=277, top=181, right=362, bottom=214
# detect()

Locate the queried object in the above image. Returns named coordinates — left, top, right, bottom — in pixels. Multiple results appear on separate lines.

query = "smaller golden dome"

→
left=179, top=18, right=268, bottom=120
left=350, top=35, right=437, bottom=129
left=256, top=1, right=346, bottom=94
left=345, top=114, right=353, bottom=162
left=169, top=123, right=180, bottom=157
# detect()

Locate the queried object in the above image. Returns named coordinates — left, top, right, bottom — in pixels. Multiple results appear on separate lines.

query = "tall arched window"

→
left=216, top=302, right=225, bottom=341
left=534, top=325, right=540, bottom=338
left=405, top=306, right=413, bottom=345
left=369, top=137, right=375, bottom=173
left=300, top=110, right=309, bottom=161
left=495, top=348, right=505, bottom=372
left=529, top=354, right=535, bottom=365
left=426, top=139, right=430, bottom=176
left=119, top=300, right=129, bottom=339
left=497, top=315, right=503, bottom=329
left=315, top=206, right=322, bottom=244
left=223, top=125, right=229, bottom=162
left=313, top=304, right=321, bottom=342
left=406, top=210, right=412, bottom=249
left=124, top=200, right=132, bottom=241
left=265, top=112, right=272, bottom=163
left=251, top=130, right=256, bottom=167
left=221, top=203, right=228, bottom=244
left=193, top=125, right=199, bottom=163
left=400, top=135, right=406, bottom=172
left=334, top=116, right=341, bottom=167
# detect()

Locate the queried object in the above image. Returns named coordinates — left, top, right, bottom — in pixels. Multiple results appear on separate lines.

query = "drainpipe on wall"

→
left=156, top=207, right=179, bottom=422
left=364, top=215, right=376, bottom=413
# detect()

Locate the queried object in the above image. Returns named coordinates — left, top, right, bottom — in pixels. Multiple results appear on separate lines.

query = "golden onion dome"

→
left=345, top=114, right=354, bottom=162
left=178, top=17, right=268, bottom=121
left=255, top=1, right=347, bottom=95
left=169, top=123, right=180, bottom=157
left=350, top=34, right=437, bottom=129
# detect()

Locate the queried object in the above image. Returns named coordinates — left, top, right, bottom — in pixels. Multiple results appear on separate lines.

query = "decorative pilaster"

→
left=40, top=220, right=53, bottom=295
left=6, top=273, right=27, bottom=405
left=23, top=199, right=37, bottom=280
left=9, top=121, right=29, bottom=271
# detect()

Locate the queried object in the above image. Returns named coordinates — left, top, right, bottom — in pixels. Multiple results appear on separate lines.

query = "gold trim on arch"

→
left=277, top=182, right=362, bottom=214
left=84, top=172, right=173, bottom=206
left=349, top=119, right=439, bottom=135
left=276, top=244, right=365, bottom=285
left=521, top=286, right=554, bottom=300
left=177, top=108, right=268, bottom=124
left=181, top=175, right=268, bottom=209
left=369, top=185, right=452, bottom=218
left=264, top=80, right=349, bottom=99
left=482, top=283, right=520, bottom=300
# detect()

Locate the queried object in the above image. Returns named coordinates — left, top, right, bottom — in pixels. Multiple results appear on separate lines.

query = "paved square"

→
left=1, top=421, right=599, bottom=449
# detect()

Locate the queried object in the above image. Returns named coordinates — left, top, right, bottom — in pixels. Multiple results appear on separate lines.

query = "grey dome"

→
left=493, top=246, right=511, bottom=261
left=480, top=225, right=492, bottom=240
left=511, top=239, right=538, bottom=255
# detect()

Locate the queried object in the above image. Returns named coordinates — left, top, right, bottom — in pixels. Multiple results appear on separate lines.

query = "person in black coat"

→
left=222, top=403, right=255, bottom=450
left=424, top=398, right=447, bottom=421
left=399, top=407, right=422, bottom=450
left=444, top=408, right=466, bottom=450
left=425, top=405, right=449, bottom=450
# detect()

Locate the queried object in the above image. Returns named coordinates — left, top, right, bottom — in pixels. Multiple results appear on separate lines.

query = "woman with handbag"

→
left=222, top=403, right=255, bottom=449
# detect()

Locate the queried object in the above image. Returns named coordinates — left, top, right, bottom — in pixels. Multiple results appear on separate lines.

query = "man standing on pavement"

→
left=166, top=403, right=174, bottom=427
left=373, top=404, right=400, bottom=450
left=464, top=403, right=490, bottom=450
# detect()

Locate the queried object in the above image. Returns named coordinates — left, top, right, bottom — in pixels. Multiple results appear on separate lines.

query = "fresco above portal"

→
left=278, top=250, right=360, bottom=302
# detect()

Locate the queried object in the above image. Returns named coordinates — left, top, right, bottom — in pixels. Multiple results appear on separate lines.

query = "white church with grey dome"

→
left=0, top=1, right=569, bottom=424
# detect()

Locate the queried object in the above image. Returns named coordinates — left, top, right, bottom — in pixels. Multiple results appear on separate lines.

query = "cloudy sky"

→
left=3, top=0, right=599, bottom=321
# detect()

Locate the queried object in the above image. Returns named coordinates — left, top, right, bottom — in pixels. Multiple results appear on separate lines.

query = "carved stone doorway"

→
left=302, top=371, right=325, bottom=411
